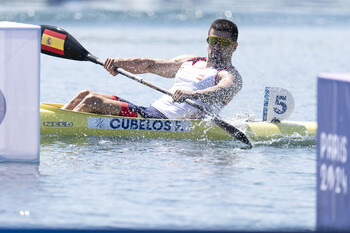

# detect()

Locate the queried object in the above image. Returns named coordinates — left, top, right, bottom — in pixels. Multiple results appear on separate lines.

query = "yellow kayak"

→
left=40, top=103, right=317, bottom=141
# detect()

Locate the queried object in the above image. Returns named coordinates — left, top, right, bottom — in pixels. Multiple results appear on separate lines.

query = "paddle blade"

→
left=213, top=117, right=252, bottom=148
left=40, top=25, right=90, bottom=61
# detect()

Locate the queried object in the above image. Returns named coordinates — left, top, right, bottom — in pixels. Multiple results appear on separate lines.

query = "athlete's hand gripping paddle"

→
left=40, top=25, right=252, bottom=148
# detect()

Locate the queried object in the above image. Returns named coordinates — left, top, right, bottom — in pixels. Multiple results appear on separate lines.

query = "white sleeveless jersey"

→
left=152, top=57, right=242, bottom=119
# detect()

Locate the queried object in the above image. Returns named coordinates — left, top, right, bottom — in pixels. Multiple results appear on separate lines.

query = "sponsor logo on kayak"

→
left=88, top=117, right=191, bottom=132
left=43, top=121, right=73, bottom=127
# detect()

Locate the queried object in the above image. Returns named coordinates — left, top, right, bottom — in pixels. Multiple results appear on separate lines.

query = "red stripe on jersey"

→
left=191, top=57, right=206, bottom=66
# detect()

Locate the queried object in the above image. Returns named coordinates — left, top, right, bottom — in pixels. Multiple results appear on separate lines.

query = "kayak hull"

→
left=40, top=103, right=317, bottom=141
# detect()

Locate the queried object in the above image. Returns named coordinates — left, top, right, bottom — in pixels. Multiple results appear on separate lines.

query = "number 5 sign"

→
left=262, top=87, right=294, bottom=122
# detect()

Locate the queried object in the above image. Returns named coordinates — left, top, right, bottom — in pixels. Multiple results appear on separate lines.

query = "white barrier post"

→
left=0, top=22, right=40, bottom=162
left=317, top=73, right=350, bottom=231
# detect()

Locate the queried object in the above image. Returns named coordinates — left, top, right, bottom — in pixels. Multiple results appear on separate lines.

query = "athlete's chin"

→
left=208, top=55, right=225, bottom=66
left=209, top=49, right=222, bottom=57
left=209, top=50, right=225, bottom=62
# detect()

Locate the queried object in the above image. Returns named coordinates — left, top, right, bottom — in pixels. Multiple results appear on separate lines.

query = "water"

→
left=1, top=0, right=350, bottom=231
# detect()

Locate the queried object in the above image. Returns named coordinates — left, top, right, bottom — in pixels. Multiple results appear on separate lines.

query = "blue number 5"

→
left=274, top=95, right=287, bottom=114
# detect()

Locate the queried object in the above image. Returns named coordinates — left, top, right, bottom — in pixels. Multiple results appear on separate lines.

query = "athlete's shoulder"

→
left=217, top=66, right=242, bottom=89
left=222, top=66, right=242, bottom=80
left=170, top=54, right=199, bottom=64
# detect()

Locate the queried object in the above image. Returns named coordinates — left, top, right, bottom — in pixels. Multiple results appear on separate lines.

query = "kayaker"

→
left=62, top=19, right=242, bottom=119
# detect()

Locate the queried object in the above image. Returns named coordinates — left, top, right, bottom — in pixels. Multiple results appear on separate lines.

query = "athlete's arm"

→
left=104, top=54, right=196, bottom=78
left=172, top=70, right=242, bottom=104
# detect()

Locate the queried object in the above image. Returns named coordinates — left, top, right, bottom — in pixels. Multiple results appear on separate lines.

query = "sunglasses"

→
left=206, top=36, right=235, bottom=47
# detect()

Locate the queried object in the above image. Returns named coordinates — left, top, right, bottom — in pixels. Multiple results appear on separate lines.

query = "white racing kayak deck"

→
left=40, top=103, right=317, bottom=141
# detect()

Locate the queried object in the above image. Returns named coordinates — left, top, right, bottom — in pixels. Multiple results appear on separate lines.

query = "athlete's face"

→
left=207, top=28, right=237, bottom=66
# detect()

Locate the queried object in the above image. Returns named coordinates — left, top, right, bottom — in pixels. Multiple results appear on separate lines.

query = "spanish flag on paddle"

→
left=41, top=29, right=66, bottom=55
left=40, top=25, right=92, bottom=61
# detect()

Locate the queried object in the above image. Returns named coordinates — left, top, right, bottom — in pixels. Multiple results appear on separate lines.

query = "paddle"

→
left=40, top=25, right=252, bottom=148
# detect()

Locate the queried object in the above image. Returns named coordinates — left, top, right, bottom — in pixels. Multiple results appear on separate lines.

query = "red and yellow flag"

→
left=196, top=74, right=204, bottom=81
left=41, top=29, right=66, bottom=55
